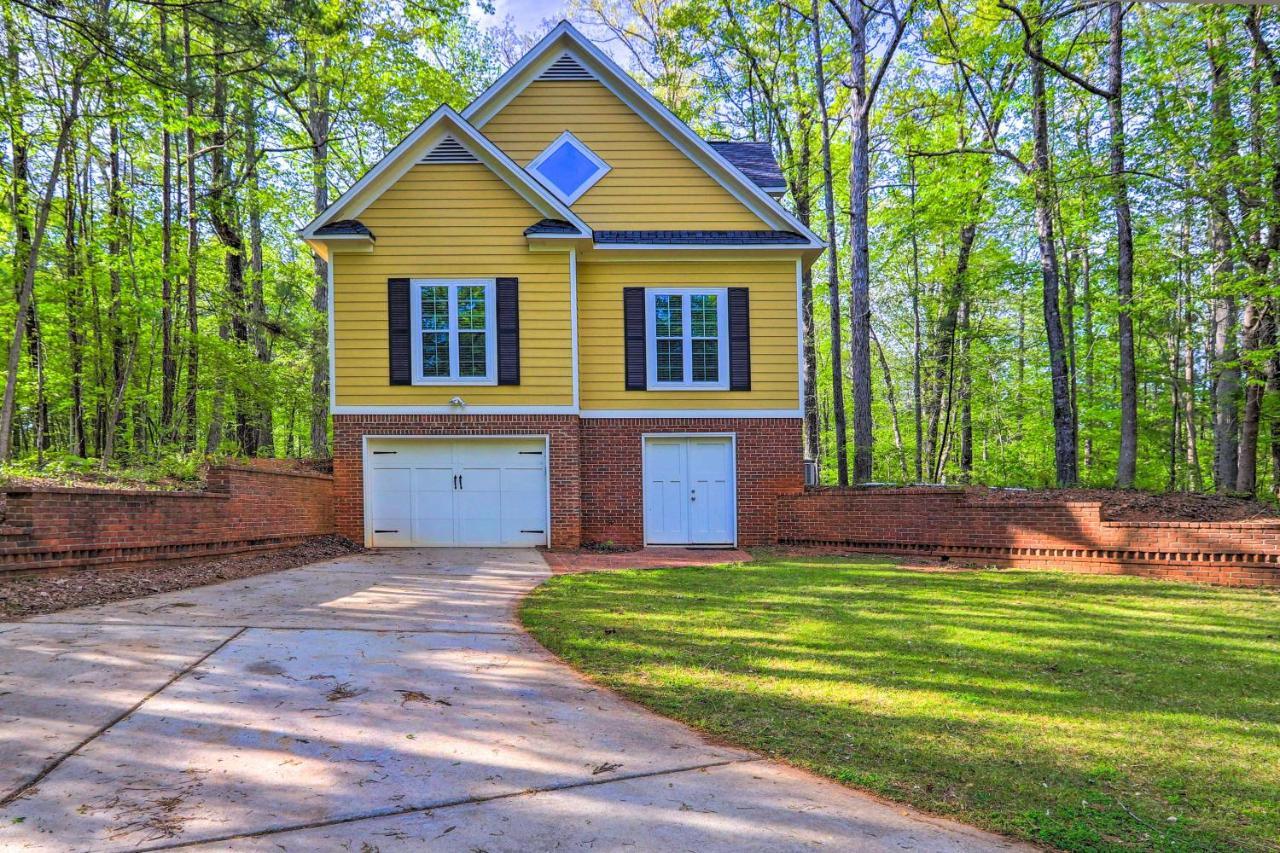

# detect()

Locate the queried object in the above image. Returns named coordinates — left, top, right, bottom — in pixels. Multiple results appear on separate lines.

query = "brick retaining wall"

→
left=778, top=487, right=1280, bottom=588
left=0, top=464, right=335, bottom=575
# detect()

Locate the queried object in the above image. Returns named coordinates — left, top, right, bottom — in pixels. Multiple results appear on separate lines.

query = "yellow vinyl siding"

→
left=577, top=257, right=799, bottom=410
left=332, top=163, right=573, bottom=407
left=482, top=82, right=768, bottom=230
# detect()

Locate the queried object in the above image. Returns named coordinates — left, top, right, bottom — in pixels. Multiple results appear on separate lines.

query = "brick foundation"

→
left=778, top=487, right=1280, bottom=588
left=332, top=414, right=583, bottom=548
left=331, top=414, right=804, bottom=549
left=579, top=418, right=804, bottom=547
left=0, top=464, right=334, bottom=576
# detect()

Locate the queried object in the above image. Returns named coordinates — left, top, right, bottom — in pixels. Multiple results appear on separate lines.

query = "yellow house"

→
left=302, top=22, right=823, bottom=550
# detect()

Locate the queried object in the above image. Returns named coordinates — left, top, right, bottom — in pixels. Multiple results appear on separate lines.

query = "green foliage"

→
left=0, top=0, right=498, bottom=465
left=523, top=556, right=1280, bottom=851
left=633, top=0, right=1280, bottom=495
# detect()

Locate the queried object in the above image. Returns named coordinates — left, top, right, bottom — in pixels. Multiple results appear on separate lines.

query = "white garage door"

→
left=364, top=438, right=548, bottom=547
left=643, top=436, right=735, bottom=546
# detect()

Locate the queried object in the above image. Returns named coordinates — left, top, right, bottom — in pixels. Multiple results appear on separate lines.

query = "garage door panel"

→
left=412, top=466, right=456, bottom=545
left=367, top=467, right=415, bottom=547
left=366, top=439, right=547, bottom=547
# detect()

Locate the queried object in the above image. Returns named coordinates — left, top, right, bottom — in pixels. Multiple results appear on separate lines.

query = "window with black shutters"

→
left=386, top=278, right=520, bottom=386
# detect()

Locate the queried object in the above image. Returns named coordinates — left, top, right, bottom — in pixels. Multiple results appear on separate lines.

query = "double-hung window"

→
left=645, top=288, right=729, bottom=390
left=410, top=279, right=496, bottom=384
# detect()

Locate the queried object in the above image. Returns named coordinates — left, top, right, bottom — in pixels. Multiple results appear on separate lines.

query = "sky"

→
left=471, top=0, right=570, bottom=33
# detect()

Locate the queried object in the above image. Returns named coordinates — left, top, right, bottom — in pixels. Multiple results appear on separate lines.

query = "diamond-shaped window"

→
left=529, top=131, right=610, bottom=204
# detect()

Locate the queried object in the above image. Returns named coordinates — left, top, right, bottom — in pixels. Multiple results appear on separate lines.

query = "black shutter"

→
left=496, top=277, right=520, bottom=385
left=623, top=287, right=647, bottom=390
left=728, top=287, right=751, bottom=391
left=388, top=278, right=411, bottom=385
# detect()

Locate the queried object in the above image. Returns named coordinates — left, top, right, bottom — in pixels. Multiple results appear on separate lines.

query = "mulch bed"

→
left=964, top=486, right=1280, bottom=522
left=0, top=535, right=360, bottom=621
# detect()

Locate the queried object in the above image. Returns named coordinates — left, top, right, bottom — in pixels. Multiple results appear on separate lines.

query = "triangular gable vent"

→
left=537, top=52, right=594, bottom=82
left=420, top=135, right=478, bottom=164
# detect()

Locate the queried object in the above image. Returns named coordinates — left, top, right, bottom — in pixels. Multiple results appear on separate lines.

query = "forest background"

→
left=3, top=0, right=1278, bottom=498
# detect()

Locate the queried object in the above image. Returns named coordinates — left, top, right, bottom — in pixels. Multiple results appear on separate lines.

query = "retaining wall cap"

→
left=0, top=484, right=220, bottom=498
left=214, top=463, right=333, bottom=481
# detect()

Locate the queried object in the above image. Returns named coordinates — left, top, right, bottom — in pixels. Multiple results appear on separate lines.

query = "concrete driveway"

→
left=0, top=549, right=1025, bottom=851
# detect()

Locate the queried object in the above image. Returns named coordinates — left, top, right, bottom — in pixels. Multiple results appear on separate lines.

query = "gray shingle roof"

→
left=707, top=141, right=787, bottom=192
left=524, top=218, right=583, bottom=236
left=313, top=219, right=373, bottom=238
left=594, top=230, right=808, bottom=245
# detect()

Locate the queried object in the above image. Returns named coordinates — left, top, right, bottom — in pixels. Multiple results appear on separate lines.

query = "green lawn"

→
left=520, top=556, right=1280, bottom=851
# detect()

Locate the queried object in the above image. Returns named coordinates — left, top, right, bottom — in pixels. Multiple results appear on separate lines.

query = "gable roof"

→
left=707, top=142, right=787, bottom=194
left=463, top=22, right=823, bottom=249
left=300, top=105, right=591, bottom=242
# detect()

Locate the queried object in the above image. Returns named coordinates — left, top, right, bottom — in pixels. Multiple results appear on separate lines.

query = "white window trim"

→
left=409, top=278, right=497, bottom=385
left=645, top=287, right=730, bottom=391
left=528, top=130, right=611, bottom=205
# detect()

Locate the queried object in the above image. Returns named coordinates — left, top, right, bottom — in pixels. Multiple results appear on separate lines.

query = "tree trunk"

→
left=159, top=7, right=177, bottom=438
left=959, top=298, right=973, bottom=482
left=923, top=222, right=976, bottom=478
left=64, top=152, right=86, bottom=457
left=812, top=0, right=848, bottom=484
left=1030, top=30, right=1078, bottom=486
left=245, top=93, right=273, bottom=455
left=183, top=8, right=200, bottom=450
left=1110, top=1, right=1138, bottom=487
left=209, top=43, right=254, bottom=455
left=909, top=158, right=923, bottom=482
left=307, top=50, right=332, bottom=458
left=847, top=0, right=873, bottom=481
left=107, top=103, right=127, bottom=456
left=1082, top=232, right=1094, bottom=470
left=1179, top=227, right=1202, bottom=491
left=794, top=118, right=820, bottom=464
left=1208, top=25, right=1239, bottom=493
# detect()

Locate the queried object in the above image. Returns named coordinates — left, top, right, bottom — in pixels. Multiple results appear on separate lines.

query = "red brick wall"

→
left=0, top=464, right=334, bottom=575
left=332, top=414, right=804, bottom=549
left=778, top=487, right=1280, bottom=588
left=580, top=418, right=804, bottom=547
left=332, top=414, right=582, bottom=548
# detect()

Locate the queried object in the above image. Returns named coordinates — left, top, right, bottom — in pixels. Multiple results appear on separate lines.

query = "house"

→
left=301, top=22, right=824, bottom=550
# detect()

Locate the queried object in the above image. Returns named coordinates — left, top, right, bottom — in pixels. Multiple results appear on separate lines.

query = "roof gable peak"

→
left=462, top=22, right=821, bottom=248
left=300, top=105, right=590, bottom=242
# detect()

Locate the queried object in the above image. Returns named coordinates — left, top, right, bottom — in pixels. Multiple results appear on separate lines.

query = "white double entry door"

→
left=643, top=435, right=736, bottom=546
left=364, top=437, right=548, bottom=547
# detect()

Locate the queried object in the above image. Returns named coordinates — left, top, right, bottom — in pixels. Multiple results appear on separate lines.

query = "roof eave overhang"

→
left=302, top=233, right=375, bottom=262
left=527, top=234, right=594, bottom=252
left=586, top=242, right=824, bottom=264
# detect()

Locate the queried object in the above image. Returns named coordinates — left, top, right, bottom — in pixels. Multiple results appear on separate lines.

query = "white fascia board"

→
left=463, top=22, right=824, bottom=250
left=300, top=105, right=590, bottom=239
left=333, top=404, right=580, bottom=416
left=579, top=409, right=804, bottom=419
left=591, top=243, right=810, bottom=251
